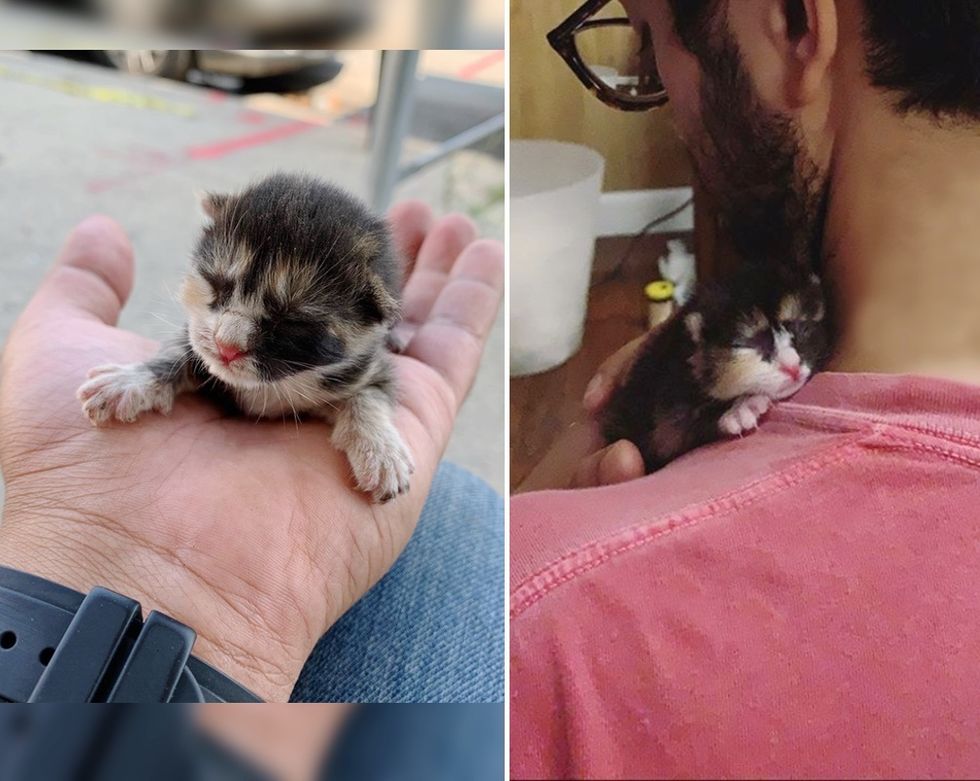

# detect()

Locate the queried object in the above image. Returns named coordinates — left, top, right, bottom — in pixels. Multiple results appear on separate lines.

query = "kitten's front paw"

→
left=338, top=426, right=415, bottom=504
left=77, top=364, right=174, bottom=426
left=718, top=394, right=772, bottom=437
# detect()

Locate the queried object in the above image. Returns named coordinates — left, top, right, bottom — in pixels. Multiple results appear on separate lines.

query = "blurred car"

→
left=97, top=50, right=339, bottom=81
left=9, top=0, right=373, bottom=46
left=95, top=0, right=373, bottom=44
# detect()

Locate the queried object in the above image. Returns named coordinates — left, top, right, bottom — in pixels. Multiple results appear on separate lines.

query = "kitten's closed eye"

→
left=740, top=329, right=775, bottom=354
left=201, top=271, right=234, bottom=310
left=784, top=318, right=817, bottom=342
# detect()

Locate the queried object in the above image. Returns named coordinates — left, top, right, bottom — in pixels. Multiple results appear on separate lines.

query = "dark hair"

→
left=666, top=0, right=980, bottom=119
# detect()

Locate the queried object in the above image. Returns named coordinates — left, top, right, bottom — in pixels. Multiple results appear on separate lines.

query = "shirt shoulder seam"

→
left=510, top=436, right=865, bottom=619
left=776, top=401, right=980, bottom=449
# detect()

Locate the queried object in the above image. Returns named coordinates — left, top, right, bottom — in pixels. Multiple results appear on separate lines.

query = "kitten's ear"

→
left=353, top=229, right=400, bottom=323
left=685, top=312, right=704, bottom=343
left=364, top=273, right=400, bottom=324
left=197, top=191, right=229, bottom=223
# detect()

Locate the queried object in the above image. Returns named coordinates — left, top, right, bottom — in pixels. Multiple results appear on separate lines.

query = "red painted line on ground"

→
left=237, top=109, right=269, bottom=125
left=85, top=119, right=322, bottom=192
left=86, top=170, right=164, bottom=194
left=184, top=120, right=318, bottom=161
left=340, top=108, right=369, bottom=127
left=456, top=50, right=504, bottom=81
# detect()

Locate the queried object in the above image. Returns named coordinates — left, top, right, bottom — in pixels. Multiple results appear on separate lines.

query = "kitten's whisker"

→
left=149, top=312, right=182, bottom=331
left=160, top=281, right=179, bottom=305
left=287, top=387, right=320, bottom=409
left=257, top=383, right=270, bottom=422
left=281, top=360, right=332, bottom=372
left=270, top=382, right=297, bottom=433
left=165, top=353, right=192, bottom=382
left=280, top=385, right=303, bottom=434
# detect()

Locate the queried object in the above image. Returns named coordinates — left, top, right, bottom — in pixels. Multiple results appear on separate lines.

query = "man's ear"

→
left=197, top=191, right=229, bottom=224
left=775, top=0, right=839, bottom=108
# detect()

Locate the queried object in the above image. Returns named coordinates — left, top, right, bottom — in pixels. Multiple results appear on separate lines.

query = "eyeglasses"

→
left=547, top=0, right=668, bottom=112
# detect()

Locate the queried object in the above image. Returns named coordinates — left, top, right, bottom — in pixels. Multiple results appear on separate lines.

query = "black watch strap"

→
left=0, top=566, right=262, bottom=703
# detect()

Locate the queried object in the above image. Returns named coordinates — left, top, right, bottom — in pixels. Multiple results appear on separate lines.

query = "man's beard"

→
left=690, top=27, right=829, bottom=271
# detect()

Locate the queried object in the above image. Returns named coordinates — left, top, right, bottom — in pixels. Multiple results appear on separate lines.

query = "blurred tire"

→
left=101, top=50, right=194, bottom=80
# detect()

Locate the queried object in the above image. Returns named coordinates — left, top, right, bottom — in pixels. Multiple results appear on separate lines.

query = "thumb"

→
left=572, top=440, right=645, bottom=489
left=27, top=215, right=134, bottom=327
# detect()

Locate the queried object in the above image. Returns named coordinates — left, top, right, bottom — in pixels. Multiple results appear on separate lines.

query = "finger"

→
left=403, top=238, right=503, bottom=405
left=583, top=333, right=649, bottom=414
left=572, top=440, right=645, bottom=489
left=413, top=213, right=477, bottom=275
left=399, top=214, right=479, bottom=330
left=26, top=215, right=134, bottom=327
left=597, top=441, right=646, bottom=486
left=387, top=200, right=433, bottom=282
left=514, top=420, right=604, bottom=494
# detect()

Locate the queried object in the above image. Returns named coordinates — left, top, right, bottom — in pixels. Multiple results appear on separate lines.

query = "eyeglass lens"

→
left=573, top=1, right=664, bottom=99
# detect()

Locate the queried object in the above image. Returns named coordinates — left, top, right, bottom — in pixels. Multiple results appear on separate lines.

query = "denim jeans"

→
left=290, top=462, right=504, bottom=703
left=325, top=704, right=504, bottom=781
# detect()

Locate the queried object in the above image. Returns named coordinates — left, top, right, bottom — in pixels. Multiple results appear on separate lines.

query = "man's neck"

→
left=824, top=100, right=980, bottom=385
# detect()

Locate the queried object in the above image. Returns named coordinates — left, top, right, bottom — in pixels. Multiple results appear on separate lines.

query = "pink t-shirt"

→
left=511, top=373, right=980, bottom=779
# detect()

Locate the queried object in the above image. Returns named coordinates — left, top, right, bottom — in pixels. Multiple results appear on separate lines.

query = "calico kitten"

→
left=602, top=268, right=829, bottom=473
left=77, top=173, right=413, bottom=502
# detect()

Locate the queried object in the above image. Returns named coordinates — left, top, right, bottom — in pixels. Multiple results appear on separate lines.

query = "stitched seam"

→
left=870, top=430, right=980, bottom=471
left=767, top=410, right=871, bottom=435
left=511, top=437, right=864, bottom=618
left=513, top=437, right=860, bottom=598
left=777, top=401, right=980, bottom=448
left=512, top=429, right=980, bottom=620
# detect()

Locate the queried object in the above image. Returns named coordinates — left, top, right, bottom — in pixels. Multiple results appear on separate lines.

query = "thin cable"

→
left=591, top=196, right=694, bottom=288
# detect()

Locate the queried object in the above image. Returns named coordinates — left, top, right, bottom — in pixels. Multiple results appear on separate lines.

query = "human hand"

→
left=517, top=334, right=648, bottom=493
left=0, top=204, right=503, bottom=701
left=574, top=333, right=647, bottom=487
left=197, top=703, right=351, bottom=781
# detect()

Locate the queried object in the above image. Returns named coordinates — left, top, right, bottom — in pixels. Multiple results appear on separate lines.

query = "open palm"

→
left=0, top=204, right=503, bottom=701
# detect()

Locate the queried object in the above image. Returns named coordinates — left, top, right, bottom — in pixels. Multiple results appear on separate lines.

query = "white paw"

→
left=76, top=364, right=174, bottom=426
left=342, top=428, right=415, bottom=504
left=718, top=394, right=772, bottom=437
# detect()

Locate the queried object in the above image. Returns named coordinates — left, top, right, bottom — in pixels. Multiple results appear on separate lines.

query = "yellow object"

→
left=0, top=65, right=197, bottom=117
left=645, top=279, right=676, bottom=329
left=644, top=280, right=675, bottom=302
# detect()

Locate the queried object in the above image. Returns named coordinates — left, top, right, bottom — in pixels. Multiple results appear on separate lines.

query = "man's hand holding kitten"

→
left=0, top=205, right=503, bottom=701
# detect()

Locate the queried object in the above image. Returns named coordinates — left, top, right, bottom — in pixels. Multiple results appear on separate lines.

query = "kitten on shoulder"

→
left=603, top=267, right=830, bottom=473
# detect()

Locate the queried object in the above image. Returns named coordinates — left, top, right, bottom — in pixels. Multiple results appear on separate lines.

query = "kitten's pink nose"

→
left=779, top=362, right=802, bottom=382
left=215, top=340, right=247, bottom=365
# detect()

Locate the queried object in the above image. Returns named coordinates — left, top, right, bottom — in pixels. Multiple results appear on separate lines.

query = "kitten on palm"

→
left=77, top=173, right=413, bottom=503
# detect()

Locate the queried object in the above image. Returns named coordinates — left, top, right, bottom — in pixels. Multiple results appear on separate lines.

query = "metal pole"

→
left=368, top=50, right=420, bottom=212
left=398, top=112, right=505, bottom=180
left=425, top=0, right=469, bottom=47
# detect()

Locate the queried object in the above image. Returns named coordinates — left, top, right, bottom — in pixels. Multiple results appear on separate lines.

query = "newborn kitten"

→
left=602, top=269, right=829, bottom=473
left=77, top=173, right=413, bottom=502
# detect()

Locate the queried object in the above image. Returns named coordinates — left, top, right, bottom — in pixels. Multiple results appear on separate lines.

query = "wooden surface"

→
left=510, top=232, right=683, bottom=489
left=510, top=0, right=693, bottom=191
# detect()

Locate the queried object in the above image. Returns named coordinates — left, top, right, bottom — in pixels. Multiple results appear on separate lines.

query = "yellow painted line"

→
left=0, top=65, right=197, bottom=117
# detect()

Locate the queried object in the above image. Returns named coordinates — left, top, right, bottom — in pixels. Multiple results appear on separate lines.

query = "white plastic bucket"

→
left=510, top=141, right=605, bottom=376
